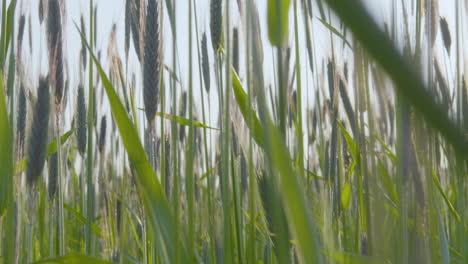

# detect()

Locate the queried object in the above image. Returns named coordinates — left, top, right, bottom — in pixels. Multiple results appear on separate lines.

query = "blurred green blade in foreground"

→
left=325, top=0, right=468, bottom=159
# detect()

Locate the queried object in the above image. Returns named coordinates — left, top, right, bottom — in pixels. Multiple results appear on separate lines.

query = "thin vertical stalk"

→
left=186, top=0, right=195, bottom=261
left=86, top=0, right=95, bottom=255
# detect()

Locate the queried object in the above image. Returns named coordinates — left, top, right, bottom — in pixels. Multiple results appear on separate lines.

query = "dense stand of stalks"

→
left=1, top=1, right=467, bottom=264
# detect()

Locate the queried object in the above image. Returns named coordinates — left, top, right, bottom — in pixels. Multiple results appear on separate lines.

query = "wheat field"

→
left=0, top=0, right=467, bottom=263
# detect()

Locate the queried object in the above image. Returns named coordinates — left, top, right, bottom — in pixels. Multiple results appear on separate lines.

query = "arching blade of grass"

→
left=325, top=0, right=468, bottom=159
left=317, top=17, right=353, bottom=49
left=432, top=170, right=461, bottom=223
left=33, top=254, right=116, bottom=264
left=232, top=65, right=319, bottom=263
left=77, top=24, right=187, bottom=263
left=138, top=109, right=219, bottom=130
left=63, top=203, right=105, bottom=238
left=232, top=69, right=264, bottom=146
left=267, top=0, right=291, bottom=46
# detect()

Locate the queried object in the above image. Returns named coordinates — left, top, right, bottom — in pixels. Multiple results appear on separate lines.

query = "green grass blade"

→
left=317, top=17, right=353, bottom=49
left=138, top=109, right=219, bottom=130
left=432, top=170, right=461, bottom=223
left=231, top=69, right=264, bottom=146
left=0, top=74, right=11, bottom=216
left=15, top=128, right=76, bottom=174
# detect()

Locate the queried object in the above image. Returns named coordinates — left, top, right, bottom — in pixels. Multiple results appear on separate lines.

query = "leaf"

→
left=63, top=203, right=105, bottom=238
left=341, top=181, right=351, bottom=210
left=4, top=0, right=17, bottom=55
left=32, top=254, right=115, bottom=264
left=432, top=170, right=461, bottom=223
left=15, top=128, right=76, bottom=175
left=267, top=0, right=291, bottom=46
left=374, top=134, right=397, bottom=164
left=317, top=17, right=353, bottom=49
left=377, top=159, right=398, bottom=204
left=265, top=120, right=320, bottom=263
left=337, top=121, right=358, bottom=159
left=304, top=169, right=327, bottom=182
left=77, top=24, right=187, bottom=263
left=325, top=0, right=468, bottom=159
left=139, top=109, right=219, bottom=130
left=231, top=69, right=264, bottom=146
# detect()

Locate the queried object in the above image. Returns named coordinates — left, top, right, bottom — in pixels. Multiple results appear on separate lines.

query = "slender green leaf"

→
left=267, top=0, right=291, bottom=46
left=325, top=0, right=468, bottom=159
left=317, top=17, right=353, bottom=49
left=138, top=109, right=219, bottom=130
left=63, top=203, right=105, bottom=238
left=231, top=69, right=264, bottom=146
left=341, top=181, right=351, bottom=210
left=15, top=128, right=76, bottom=174
left=432, top=170, right=461, bottom=223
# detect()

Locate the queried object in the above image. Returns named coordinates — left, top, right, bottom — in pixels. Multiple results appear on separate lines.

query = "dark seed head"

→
left=77, top=84, right=87, bottom=155
left=232, top=28, right=240, bottom=74
left=201, top=33, right=211, bottom=93
left=17, top=14, right=26, bottom=59
left=26, top=77, right=50, bottom=188
left=130, top=0, right=141, bottom=61
left=17, top=85, right=27, bottom=155
left=99, top=116, right=107, bottom=154
left=439, top=17, right=451, bottom=55
left=47, top=0, right=64, bottom=106
left=48, top=152, right=58, bottom=199
left=125, top=0, right=131, bottom=59
left=39, top=0, right=44, bottom=24
left=179, top=91, right=187, bottom=141
left=143, top=0, right=160, bottom=124
left=327, top=60, right=335, bottom=104
left=80, top=15, right=87, bottom=69
left=210, top=0, right=223, bottom=51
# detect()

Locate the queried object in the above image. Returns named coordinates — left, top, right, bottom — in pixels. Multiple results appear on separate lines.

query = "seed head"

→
left=201, top=33, right=211, bottom=93
left=439, top=17, right=451, bottom=55
left=26, top=77, right=50, bottom=188
left=48, top=152, right=58, bottom=199
left=210, top=0, right=222, bottom=51
left=17, top=85, right=27, bottom=155
left=99, top=116, right=107, bottom=154
left=143, top=0, right=160, bottom=124
left=77, top=84, right=87, bottom=155
left=232, top=28, right=240, bottom=74
left=47, top=0, right=64, bottom=106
